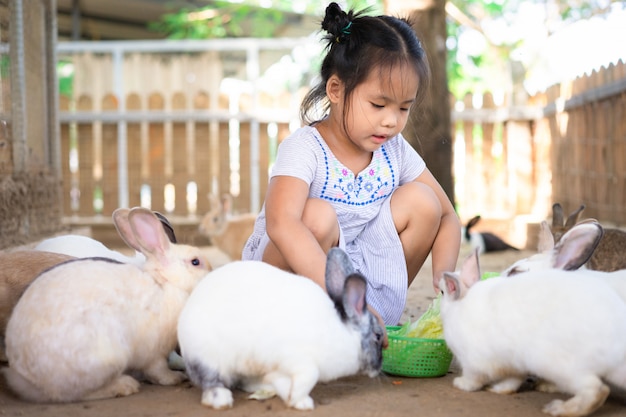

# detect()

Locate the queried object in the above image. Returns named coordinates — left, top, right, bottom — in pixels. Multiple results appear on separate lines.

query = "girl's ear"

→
left=326, top=74, right=344, bottom=104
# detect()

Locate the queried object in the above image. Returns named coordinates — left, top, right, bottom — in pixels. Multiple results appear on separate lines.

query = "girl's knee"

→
left=302, top=198, right=339, bottom=247
left=392, top=182, right=442, bottom=225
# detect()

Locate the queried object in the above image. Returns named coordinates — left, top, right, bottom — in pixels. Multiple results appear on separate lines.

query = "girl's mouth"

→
left=372, top=135, right=387, bottom=143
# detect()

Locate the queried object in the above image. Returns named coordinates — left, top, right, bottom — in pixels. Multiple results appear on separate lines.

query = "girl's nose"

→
left=381, top=110, right=398, bottom=128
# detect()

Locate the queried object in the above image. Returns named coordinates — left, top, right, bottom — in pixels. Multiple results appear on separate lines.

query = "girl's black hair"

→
left=300, top=2, right=430, bottom=126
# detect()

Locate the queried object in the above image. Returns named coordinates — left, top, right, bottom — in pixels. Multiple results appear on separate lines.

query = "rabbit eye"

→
left=191, top=258, right=201, bottom=266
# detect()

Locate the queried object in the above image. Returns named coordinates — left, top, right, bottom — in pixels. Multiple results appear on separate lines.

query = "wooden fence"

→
left=56, top=39, right=626, bottom=247
left=59, top=91, right=294, bottom=220
left=57, top=39, right=313, bottom=224
left=452, top=59, right=626, bottom=248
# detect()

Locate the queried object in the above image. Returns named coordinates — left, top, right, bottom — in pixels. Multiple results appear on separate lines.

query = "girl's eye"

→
left=371, top=102, right=384, bottom=109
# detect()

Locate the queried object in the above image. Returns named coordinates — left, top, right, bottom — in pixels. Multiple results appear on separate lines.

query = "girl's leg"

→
left=390, top=182, right=442, bottom=286
left=262, top=198, right=339, bottom=271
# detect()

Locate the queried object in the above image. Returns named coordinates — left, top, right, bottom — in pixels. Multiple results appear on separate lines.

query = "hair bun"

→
left=321, top=2, right=352, bottom=41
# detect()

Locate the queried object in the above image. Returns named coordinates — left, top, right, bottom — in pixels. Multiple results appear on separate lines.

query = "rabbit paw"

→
left=145, top=368, right=187, bottom=386
left=144, top=359, right=187, bottom=385
left=488, top=377, right=524, bottom=394
left=453, top=375, right=484, bottom=392
left=535, top=380, right=560, bottom=393
left=201, top=387, right=233, bottom=409
left=543, top=386, right=609, bottom=417
left=290, top=395, right=315, bottom=411
left=543, top=399, right=569, bottom=416
left=84, top=375, right=141, bottom=401
left=248, top=389, right=277, bottom=400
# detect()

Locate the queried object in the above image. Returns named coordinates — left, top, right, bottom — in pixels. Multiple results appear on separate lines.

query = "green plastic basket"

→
left=382, top=326, right=453, bottom=378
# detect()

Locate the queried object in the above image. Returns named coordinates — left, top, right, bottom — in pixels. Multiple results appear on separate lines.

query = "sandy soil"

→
left=1, top=244, right=625, bottom=417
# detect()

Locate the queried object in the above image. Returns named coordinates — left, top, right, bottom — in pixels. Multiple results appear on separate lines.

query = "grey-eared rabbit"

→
left=177, top=247, right=384, bottom=410
left=440, top=249, right=626, bottom=417
left=3, top=207, right=212, bottom=403
left=551, top=202, right=626, bottom=272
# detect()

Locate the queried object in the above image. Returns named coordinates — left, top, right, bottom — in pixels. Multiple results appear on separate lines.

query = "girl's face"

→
left=343, top=63, right=419, bottom=152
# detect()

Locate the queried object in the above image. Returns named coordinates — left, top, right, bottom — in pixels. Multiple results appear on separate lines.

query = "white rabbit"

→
left=439, top=249, right=626, bottom=417
left=0, top=250, right=75, bottom=362
left=177, top=247, right=384, bottom=410
left=503, top=219, right=626, bottom=312
left=34, top=210, right=176, bottom=266
left=3, top=207, right=212, bottom=403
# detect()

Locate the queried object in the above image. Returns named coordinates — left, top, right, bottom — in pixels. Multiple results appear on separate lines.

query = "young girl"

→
left=242, top=2, right=461, bottom=326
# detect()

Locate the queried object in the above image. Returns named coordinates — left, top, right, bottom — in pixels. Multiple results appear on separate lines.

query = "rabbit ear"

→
left=537, top=221, right=555, bottom=253
left=564, top=204, right=586, bottom=228
left=552, top=203, right=564, bottom=227
left=153, top=211, right=177, bottom=243
left=112, top=208, right=143, bottom=252
left=442, top=272, right=462, bottom=300
left=459, top=248, right=481, bottom=290
left=128, top=208, right=171, bottom=259
left=466, top=215, right=481, bottom=230
left=553, top=222, right=604, bottom=270
left=342, top=275, right=367, bottom=321
left=325, top=247, right=355, bottom=302
left=221, top=194, right=233, bottom=216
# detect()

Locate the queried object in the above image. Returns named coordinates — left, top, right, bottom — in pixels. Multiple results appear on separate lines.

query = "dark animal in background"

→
left=464, top=215, right=519, bottom=254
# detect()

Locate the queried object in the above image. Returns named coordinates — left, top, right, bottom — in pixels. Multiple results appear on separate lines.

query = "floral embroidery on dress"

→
left=317, top=137, right=395, bottom=205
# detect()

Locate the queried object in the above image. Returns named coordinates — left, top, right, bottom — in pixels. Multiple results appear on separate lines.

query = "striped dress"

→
left=242, top=125, right=426, bottom=324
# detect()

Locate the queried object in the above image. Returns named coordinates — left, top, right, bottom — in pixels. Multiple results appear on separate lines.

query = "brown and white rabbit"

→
left=3, top=207, right=212, bottom=403
left=440, top=249, right=626, bottom=417
left=0, top=250, right=75, bottom=361
left=177, top=247, right=384, bottom=410
left=551, top=203, right=626, bottom=272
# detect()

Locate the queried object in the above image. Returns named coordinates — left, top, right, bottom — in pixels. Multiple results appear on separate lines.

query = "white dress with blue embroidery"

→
left=242, top=125, right=426, bottom=324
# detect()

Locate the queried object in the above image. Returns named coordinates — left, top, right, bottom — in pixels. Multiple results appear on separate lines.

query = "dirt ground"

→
left=1, top=244, right=625, bottom=417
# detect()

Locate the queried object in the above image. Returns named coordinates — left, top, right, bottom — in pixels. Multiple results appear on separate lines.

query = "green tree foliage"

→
left=149, top=1, right=383, bottom=39
left=445, top=0, right=621, bottom=98
left=148, top=1, right=286, bottom=39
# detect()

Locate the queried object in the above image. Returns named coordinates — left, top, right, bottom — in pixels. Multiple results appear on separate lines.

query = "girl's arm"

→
left=413, top=169, right=462, bottom=292
left=263, top=175, right=329, bottom=289
left=265, top=175, right=389, bottom=346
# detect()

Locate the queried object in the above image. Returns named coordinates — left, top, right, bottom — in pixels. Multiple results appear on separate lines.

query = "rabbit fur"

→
left=440, top=249, right=626, bottom=417
left=198, top=193, right=256, bottom=260
left=177, top=247, right=384, bottom=410
left=34, top=210, right=176, bottom=266
left=0, top=250, right=75, bottom=361
left=502, top=220, right=603, bottom=277
left=3, top=207, right=212, bottom=403
left=503, top=219, right=626, bottom=315
left=551, top=203, right=626, bottom=272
